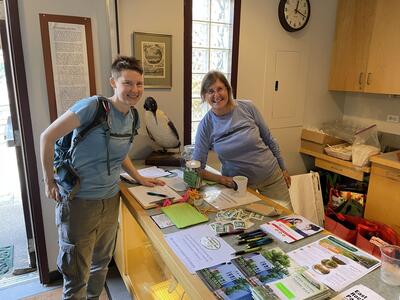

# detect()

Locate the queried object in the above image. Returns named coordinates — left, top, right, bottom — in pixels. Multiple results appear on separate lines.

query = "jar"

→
left=183, top=160, right=202, bottom=189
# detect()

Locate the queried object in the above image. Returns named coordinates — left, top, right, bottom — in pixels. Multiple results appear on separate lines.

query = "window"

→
left=184, top=0, right=241, bottom=145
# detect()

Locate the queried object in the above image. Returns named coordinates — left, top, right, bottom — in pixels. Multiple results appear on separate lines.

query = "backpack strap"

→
left=129, top=107, right=139, bottom=143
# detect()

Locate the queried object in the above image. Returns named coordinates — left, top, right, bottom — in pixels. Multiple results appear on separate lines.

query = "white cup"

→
left=233, top=176, right=248, bottom=197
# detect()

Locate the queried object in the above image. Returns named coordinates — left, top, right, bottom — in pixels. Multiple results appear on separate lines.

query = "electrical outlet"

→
left=386, top=114, right=399, bottom=123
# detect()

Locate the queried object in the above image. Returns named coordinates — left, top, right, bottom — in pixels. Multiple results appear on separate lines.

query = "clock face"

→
left=278, top=0, right=310, bottom=32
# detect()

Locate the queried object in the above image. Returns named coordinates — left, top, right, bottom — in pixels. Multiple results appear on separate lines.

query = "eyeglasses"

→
left=206, top=87, right=226, bottom=96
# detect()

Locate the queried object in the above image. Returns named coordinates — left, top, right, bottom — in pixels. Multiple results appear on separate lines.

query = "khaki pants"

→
left=55, top=192, right=120, bottom=300
left=250, top=167, right=293, bottom=210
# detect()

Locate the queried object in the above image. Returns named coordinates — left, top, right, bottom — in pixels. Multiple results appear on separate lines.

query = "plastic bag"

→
left=352, top=124, right=381, bottom=167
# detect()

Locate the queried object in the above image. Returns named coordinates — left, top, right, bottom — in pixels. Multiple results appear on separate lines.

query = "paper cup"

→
left=233, top=176, right=248, bottom=197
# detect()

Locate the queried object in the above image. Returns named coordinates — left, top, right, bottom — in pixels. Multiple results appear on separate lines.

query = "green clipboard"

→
left=161, top=203, right=208, bottom=228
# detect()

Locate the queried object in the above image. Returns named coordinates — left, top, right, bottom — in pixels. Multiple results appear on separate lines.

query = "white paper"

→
left=331, top=284, right=385, bottom=300
left=128, top=185, right=181, bottom=208
left=150, top=213, right=174, bottom=229
left=204, top=188, right=259, bottom=210
left=164, top=224, right=235, bottom=273
left=288, top=235, right=380, bottom=292
left=48, top=22, right=90, bottom=116
left=120, top=166, right=170, bottom=183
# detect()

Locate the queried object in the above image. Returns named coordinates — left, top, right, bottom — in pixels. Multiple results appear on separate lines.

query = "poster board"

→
left=39, top=13, right=96, bottom=121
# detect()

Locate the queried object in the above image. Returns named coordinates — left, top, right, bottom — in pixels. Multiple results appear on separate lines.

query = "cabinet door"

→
left=364, top=164, right=400, bottom=234
left=328, top=0, right=376, bottom=92
left=364, top=0, right=400, bottom=94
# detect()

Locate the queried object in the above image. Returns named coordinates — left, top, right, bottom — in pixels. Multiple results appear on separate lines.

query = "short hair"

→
left=111, top=56, right=143, bottom=78
left=200, top=70, right=233, bottom=103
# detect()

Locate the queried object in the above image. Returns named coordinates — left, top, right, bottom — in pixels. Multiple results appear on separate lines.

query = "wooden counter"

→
left=115, top=182, right=291, bottom=299
left=299, top=147, right=370, bottom=181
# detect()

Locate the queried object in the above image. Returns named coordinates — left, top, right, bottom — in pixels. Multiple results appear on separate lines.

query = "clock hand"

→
left=295, top=0, right=300, bottom=11
left=296, top=9, right=306, bottom=18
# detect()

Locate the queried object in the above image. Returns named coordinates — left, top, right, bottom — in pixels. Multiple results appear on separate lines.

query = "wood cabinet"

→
left=364, top=151, right=400, bottom=234
left=329, top=0, right=400, bottom=94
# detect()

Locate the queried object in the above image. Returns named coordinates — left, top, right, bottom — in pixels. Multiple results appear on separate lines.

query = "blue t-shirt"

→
left=193, top=100, right=286, bottom=185
left=68, top=96, right=138, bottom=199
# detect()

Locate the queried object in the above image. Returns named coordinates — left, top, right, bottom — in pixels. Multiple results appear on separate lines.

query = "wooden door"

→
left=364, top=0, right=400, bottom=94
left=328, top=0, right=377, bottom=92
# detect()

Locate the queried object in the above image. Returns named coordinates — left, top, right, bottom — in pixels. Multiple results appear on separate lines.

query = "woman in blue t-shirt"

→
left=193, top=70, right=292, bottom=210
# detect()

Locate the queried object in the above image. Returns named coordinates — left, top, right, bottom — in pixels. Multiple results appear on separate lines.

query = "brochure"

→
left=331, top=284, right=385, bottom=300
left=260, top=215, right=323, bottom=243
left=288, top=235, right=380, bottom=292
left=198, top=247, right=331, bottom=300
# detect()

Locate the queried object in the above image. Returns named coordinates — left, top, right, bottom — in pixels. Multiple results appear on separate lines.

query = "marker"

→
left=233, top=246, right=262, bottom=256
left=218, top=229, right=245, bottom=237
left=247, top=237, right=273, bottom=248
left=238, top=229, right=264, bottom=239
left=147, top=192, right=168, bottom=197
left=237, top=233, right=267, bottom=245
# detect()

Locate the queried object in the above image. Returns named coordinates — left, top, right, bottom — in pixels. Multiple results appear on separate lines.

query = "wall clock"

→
left=278, top=0, right=311, bottom=32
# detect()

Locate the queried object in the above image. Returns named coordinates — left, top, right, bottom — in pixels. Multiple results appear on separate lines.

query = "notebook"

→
left=128, top=185, right=181, bottom=209
left=161, top=203, right=209, bottom=228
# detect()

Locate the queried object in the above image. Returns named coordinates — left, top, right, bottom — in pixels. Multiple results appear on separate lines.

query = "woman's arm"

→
left=121, top=156, right=164, bottom=186
left=40, top=111, right=81, bottom=201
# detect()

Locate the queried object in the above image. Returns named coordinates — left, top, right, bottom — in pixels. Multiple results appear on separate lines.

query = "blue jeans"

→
left=56, top=192, right=120, bottom=300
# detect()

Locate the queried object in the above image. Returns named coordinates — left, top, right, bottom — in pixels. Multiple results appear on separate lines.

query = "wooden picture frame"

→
left=39, top=13, right=96, bottom=121
left=132, top=32, right=172, bottom=88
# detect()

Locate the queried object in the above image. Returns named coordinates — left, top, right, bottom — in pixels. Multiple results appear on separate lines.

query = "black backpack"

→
left=53, top=96, right=139, bottom=200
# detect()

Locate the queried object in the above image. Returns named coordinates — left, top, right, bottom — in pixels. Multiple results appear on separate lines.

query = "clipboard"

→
left=161, top=203, right=209, bottom=228
left=128, top=185, right=181, bottom=209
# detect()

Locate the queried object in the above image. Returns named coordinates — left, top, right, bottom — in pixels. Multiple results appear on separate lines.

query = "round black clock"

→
left=278, top=0, right=311, bottom=32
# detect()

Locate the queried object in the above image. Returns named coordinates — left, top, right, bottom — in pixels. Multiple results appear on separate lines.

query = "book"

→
left=198, top=247, right=331, bottom=300
left=260, top=215, right=323, bottom=243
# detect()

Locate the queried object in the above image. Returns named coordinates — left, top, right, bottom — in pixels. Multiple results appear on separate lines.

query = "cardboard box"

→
left=301, top=140, right=326, bottom=153
left=301, top=129, right=344, bottom=145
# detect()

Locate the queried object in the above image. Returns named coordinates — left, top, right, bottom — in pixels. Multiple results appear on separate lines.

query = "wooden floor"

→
left=22, top=287, right=108, bottom=300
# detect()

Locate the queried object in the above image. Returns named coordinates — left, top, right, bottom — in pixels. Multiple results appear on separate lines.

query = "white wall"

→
left=238, top=0, right=344, bottom=175
left=343, top=93, right=400, bottom=135
left=18, top=0, right=112, bottom=271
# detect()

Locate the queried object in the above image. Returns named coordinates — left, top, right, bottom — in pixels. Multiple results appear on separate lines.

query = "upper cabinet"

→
left=329, top=0, right=400, bottom=95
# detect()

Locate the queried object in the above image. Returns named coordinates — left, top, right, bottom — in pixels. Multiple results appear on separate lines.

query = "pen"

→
left=147, top=192, right=168, bottom=197
left=218, top=229, right=245, bottom=237
left=237, top=234, right=267, bottom=245
left=233, top=246, right=262, bottom=256
left=247, top=237, right=273, bottom=248
left=238, top=229, right=264, bottom=239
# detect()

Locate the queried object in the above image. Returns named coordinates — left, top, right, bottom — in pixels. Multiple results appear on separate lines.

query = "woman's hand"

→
left=283, top=170, right=291, bottom=188
left=219, top=175, right=235, bottom=188
left=45, top=179, right=61, bottom=202
left=138, top=176, right=165, bottom=187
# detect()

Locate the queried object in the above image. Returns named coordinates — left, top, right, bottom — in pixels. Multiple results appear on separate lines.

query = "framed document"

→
left=132, top=32, right=172, bottom=88
left=39, top=13, right=96, bottom=121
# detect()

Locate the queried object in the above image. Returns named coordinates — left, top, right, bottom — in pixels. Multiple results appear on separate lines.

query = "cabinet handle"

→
left=358, top=72, right=364, bottom=85
left=367, top=72, right=372, bottom=85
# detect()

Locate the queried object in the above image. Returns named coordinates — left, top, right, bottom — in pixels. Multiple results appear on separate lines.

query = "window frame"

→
left=183, top=0, right=241, bottom=145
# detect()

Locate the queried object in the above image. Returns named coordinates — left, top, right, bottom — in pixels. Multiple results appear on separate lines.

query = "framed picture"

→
left=132, top=32, right=172, bottom=88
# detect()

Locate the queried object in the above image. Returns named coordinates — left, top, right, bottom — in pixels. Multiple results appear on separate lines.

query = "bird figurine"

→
left=143, top=96, right=180, bottom=151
